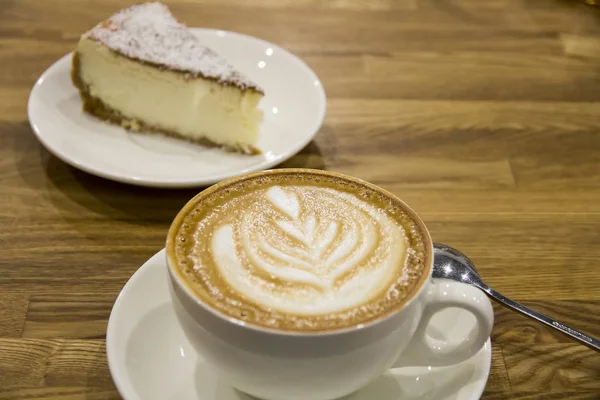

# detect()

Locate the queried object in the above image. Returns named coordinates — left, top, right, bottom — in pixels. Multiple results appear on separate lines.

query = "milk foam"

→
left=172, top=172, right=429, bottom=331
left=209, top=186, right=407, bottom=315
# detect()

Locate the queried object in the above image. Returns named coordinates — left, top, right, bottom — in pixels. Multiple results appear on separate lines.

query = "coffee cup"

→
left=166, top=169, right=493, bottom=400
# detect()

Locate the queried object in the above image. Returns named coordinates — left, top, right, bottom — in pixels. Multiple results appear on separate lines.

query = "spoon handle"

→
left=485, top=288, right=600, bottom=352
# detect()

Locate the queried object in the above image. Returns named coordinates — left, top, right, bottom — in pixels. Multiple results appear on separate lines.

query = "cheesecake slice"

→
left=71, top=2, right=264, bottom=154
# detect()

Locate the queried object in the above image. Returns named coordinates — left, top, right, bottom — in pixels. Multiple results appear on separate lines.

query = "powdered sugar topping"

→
left=84, top=2, right=262, bottom=92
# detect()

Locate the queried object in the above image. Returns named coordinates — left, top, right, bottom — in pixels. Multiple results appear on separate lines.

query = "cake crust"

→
left=71, top=52, right=261, bottom=155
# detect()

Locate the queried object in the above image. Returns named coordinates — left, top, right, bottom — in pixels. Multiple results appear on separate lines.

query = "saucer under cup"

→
left=106, top=249, right=492, bottom=400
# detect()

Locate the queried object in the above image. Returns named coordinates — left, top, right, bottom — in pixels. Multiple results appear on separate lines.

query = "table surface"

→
left=2, top=0, right=600, bottom=399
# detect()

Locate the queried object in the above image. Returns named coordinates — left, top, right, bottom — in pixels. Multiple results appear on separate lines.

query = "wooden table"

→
left=2, top=0, right=600, bottom=399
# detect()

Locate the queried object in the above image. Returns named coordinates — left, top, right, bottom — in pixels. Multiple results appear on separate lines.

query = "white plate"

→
left=27, top=29, right=326, bottom=188
left=107, top=249, right=492, bottom=400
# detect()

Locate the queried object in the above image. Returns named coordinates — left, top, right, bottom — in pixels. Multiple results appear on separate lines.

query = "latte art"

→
left=212, top=186, right=406, bottom=315
left=171, top=171, right=429, bottom=332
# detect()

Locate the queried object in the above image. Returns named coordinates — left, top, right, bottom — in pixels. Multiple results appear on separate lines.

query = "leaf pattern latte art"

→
left=210, top=186, right=408, bottom=316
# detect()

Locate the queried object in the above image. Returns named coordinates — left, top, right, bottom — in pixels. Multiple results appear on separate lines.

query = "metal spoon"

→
left=432, top=243, right=600, bottom=352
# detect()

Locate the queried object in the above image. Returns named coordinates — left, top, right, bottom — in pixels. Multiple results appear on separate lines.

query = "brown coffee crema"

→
left=168, top=170, right=431, bottom=332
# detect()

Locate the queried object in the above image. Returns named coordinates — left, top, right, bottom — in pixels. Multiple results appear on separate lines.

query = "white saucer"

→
left=28, top=29, right=326, bottom=188
left=107, top=250, right=492, bottom=400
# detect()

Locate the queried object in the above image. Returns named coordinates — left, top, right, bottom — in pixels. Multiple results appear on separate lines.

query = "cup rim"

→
left=166, top=168, right=433, bottom=337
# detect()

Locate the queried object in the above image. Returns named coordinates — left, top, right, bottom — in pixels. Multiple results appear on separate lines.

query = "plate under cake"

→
left=71, top=2, right=264, bottom=154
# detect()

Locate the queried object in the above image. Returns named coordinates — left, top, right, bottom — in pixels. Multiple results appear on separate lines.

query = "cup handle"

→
left=394, top=280, right=494, bottom=368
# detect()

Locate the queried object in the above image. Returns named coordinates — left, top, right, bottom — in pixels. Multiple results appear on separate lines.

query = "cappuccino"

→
left=168, top=170, right=429, bottom=332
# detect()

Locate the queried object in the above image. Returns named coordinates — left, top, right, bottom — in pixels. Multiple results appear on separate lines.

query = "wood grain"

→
left=492, top=301, right=600, bottom=345
left=22, top=295, right=116, bottom=339
left=1, top=0, right=600, bottom=399
left=0, top=294, right=29, bottom=338
left=485, top=342, right=512, bottom=393
left=0, top=387, right=121, bottom=400
left=503, top=343, right=600, bottom=391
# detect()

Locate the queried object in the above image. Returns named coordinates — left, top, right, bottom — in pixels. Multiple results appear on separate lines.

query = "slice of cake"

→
left=71, top=2, right=264, bottom=154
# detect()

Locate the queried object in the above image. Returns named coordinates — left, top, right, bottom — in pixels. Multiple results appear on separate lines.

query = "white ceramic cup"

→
left=166, top=169, right=494, bottom=400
